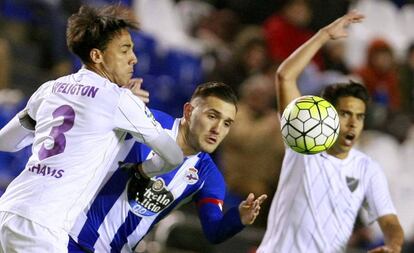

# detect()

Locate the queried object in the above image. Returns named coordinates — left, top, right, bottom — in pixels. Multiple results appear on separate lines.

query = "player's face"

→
left=328, top=96, right=365, bottom=158
left=187, top=96, right=236, bottom=153
left=101, top=29, right=137, bottom=86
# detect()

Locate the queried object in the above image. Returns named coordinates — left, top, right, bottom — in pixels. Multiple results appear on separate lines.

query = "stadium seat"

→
left=141, top=74, right=183, bottom=118
left=0, top=0, right=33, bottom=22
left=131, top=31, right=163, bottom=76
left=162, top=49, right=204, bottom=99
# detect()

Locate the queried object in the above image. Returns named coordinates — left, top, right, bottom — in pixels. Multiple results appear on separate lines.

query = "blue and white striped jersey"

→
left=69, top=110, right=242, bottom=252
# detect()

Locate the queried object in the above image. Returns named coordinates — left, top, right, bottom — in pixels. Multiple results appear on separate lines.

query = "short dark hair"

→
left=321, top=81, right=370, bottom=107
left=191, top=82, right=238, bottom=111
left=66, top=4, right=139, bottom=64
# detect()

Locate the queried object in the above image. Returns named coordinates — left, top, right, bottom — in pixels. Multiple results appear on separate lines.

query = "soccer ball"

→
left=280, top=95, right=340, bottom=154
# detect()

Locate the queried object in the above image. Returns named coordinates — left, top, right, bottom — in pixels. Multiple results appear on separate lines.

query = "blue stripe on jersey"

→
left=109, top=211, right=142, bottom=251
left=77, top=142, right=143, bottom=248
left=150, top=109, right=174, bottom=129
left=152, top=156, right=204, bottom=224
left=108, top=156, right=204, bottom=250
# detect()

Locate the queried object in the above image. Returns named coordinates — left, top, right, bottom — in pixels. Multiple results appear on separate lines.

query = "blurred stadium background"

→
left=1, top=0, right=414, bottom=252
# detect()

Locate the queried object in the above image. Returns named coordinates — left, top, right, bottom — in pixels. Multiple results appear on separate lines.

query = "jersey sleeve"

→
left=114, top=89, right=164, bottom=143
left=0, top=114, right=34, bottom=152
left=0, top=82, right=51, bottom=151
left=362, top=160, right=397, bottom=223
left=114, top=90, right=183, bottom=174
left=26, top=81, right=54, bottom=120
left=194, top=160, right=244, bottom=243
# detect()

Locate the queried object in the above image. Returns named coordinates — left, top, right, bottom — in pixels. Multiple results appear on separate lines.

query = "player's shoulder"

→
left=350, top=148, right=374, bottom=163
left=76, top=68, right=124, bottom=94
left=195, top=153, right=222, bottom=174
left=350, top=148, right=383, bottom=172
left=150, top=109, right=175, bottom=129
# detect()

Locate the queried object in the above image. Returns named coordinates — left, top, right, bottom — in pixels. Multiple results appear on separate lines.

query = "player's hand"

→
left=368, top=245, right=400, bottom=253
left=118, top=161, right=149, bottom=180
left=238, top=193, right=267, bottom=225
left=321, top=10, right=364, bottom=40
left=125, top=78, right=150, bottom=103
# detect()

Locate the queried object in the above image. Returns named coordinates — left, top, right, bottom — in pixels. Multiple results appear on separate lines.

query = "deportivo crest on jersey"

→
left=184, top=168, right=199, bottom=185
left=346, top=176, right=359, bottom=192
left=127, top=177, right=174, bottom=217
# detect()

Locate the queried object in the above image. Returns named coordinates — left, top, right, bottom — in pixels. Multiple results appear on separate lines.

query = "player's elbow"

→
left=276, top=67, right=292, bottom=84
left=147, top=131, right=184, bottom=170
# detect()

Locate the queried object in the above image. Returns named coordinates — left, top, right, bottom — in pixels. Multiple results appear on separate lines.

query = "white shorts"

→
left=0, top=211, right=69, bottom=253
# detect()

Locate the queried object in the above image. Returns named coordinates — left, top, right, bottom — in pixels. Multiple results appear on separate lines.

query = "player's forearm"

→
left=198, top=204, right=244, bottom=244
left=277, top=29, right=329, bottom=83
left=0, top=114, right=34, bottom=152
left=141, top=131, right=183, bottom=177
left=276, top=29, right=330, bottom=112
left=383, top=223, right=404, bottom=252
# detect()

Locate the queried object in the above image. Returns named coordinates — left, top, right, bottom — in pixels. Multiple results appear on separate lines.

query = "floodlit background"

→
left=0, top=0, right=414, bottom=252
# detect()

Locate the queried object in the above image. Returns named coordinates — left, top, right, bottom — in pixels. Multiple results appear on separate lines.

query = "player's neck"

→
left=327, top=148, right=350, bottom=160
left=84, top=64, right=114, bottom=84
left=177, top=119, right=198, bottom=156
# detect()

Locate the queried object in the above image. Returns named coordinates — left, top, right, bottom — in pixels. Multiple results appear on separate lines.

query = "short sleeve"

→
left=363, top=161, right=396, bottom=223
left=26, top=81, right=54, bottom=120
left=114, top=89, right=164, bottom=144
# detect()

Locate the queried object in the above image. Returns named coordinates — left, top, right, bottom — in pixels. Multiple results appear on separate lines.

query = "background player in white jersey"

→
left=67, top=82, right=267, bottom=252
left=257, top=11, right=404, bottom=253
left=0, top=5, right=183, bottom=252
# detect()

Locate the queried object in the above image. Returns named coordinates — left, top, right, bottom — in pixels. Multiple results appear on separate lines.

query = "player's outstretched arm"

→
left=275, top=10, right=364, bottom=113
left=368, top=214, right=404, bottom=253
left=196, top=193, right=267, bottom=244
left=238, top=193, right=267, bottom=225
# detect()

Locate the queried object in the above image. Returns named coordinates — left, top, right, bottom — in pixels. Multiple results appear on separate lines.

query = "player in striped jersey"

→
left=257, top=11, right=404, bottom=253
left=0, top=5, right=183, bottom=252
left=67, top=82, right=267, bottom=252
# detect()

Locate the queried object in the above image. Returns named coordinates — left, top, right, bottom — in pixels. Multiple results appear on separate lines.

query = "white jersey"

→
left=257, top=148, right=396, bottom=253
left=0, top=69, right=164, bottom=232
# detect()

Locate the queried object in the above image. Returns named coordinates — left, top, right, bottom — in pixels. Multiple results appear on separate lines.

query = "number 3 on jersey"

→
left=38, top=105, right=75, bottom=160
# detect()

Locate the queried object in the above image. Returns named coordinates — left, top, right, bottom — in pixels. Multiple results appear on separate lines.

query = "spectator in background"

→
left=399, top=42, right=414, bottom=114
left=0, top=39, right=10, bottom=91
left=308, top=0, right=350, bottom=30
left=263, top=0, right=322, bottom=68
left=355, top=38, right=401, bottom=110
left=195, top=8, right=241, bottom=72
left=220, top=74, right=284, bottom=227
left=28, top=0, right=81, bottom=76
left=207, top=26, right=273, bottom=95
left=322, top=39, right=350, bottom=75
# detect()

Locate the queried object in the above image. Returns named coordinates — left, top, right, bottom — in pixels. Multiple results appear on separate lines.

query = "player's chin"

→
left=337, top=141, right=353, bottom=153
left=200, top=143, right=218, bottom=154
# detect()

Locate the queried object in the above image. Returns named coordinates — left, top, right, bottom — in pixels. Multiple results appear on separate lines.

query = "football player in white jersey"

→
left=257, top=11, right=404, bottom=253
left=0, top=5, right=183, bottom=252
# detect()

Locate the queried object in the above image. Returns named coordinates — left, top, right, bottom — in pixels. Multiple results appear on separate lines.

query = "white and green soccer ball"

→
left=281, top=95, right=340, bottom=154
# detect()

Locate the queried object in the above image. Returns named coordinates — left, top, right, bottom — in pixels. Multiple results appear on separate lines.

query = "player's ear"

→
left=183, top=102, right=193, bottom=120
left=90, top=48, right=104, bottom=64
